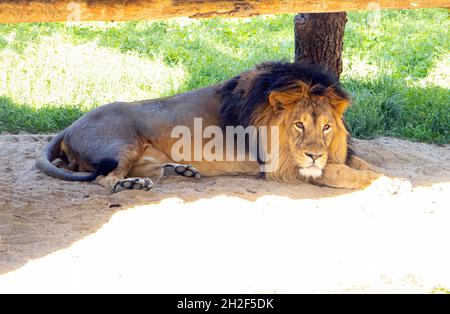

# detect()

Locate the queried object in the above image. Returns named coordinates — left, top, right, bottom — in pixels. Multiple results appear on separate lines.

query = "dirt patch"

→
left=0, top=134, right=449, bottom=292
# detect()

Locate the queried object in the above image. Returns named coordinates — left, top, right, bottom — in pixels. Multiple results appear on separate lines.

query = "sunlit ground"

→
left=1, top=182, right=449, bottom=293
left=0, top=35, right=187, bottom=107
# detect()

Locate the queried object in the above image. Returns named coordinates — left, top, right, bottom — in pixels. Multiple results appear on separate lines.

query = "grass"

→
left=0, top=9, right=449, bottom=143
left=432, top=286, right=450, bottom=294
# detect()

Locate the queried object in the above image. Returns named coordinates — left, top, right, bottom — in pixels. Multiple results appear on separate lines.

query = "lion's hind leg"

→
left=94, top=145, right=154, bottom=193
left=95, top=169, right=154, bottom=193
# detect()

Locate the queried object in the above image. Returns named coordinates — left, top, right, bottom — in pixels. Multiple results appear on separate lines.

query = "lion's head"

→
left=219, top=62, right=351, bottom=182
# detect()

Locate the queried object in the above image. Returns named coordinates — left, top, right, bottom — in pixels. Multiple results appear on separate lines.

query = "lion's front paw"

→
left=366, top=176, right=412, bottom=195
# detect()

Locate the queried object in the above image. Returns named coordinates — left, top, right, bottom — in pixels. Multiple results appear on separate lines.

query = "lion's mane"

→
left=218, top=62, right=352, bottom=182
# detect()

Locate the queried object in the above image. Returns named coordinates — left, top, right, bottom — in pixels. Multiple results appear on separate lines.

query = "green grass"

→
left=431, top=286, right=450, bottom=294
left=0, top=9, right=449, bottom=143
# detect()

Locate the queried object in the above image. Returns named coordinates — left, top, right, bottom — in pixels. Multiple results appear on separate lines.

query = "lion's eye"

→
left=323, top=124, right=332, bottom=132
left=295, top=122, right=304, bottom=130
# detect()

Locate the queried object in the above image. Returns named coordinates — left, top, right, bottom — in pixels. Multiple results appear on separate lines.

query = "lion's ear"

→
left=268, top=91, right=299, bottom=113
left=325, top=86, right=351, bottom=117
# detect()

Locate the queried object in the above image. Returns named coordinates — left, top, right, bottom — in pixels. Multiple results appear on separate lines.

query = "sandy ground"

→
left=0, top=134, right=449, bottom=293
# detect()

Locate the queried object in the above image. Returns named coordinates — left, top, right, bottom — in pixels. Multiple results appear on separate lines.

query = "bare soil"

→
left=0, top=134, right=449, bottom=293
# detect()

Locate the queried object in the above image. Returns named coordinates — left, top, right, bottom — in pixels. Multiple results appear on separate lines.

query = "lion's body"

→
left=65, top=85, right=257, bottom=174
left=36, top=62, right=410, bottom=193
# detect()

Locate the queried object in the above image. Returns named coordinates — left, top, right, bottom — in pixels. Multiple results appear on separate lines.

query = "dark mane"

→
left=218, top=61, right=349, bottom=127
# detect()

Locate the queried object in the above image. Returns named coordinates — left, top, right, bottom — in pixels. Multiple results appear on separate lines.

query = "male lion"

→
left=36, top=62, right=409, bottom=193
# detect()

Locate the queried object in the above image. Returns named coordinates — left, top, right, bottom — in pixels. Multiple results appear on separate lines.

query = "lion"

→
left=36, top=62, right=410, bottom=193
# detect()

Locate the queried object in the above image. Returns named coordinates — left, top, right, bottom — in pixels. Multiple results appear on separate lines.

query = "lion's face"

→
left=285, top=98, right=336, bottom=178
left=266, top=85, right=349, bottom=180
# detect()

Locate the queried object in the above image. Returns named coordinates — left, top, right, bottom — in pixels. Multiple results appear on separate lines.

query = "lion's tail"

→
left=35, top=132, right=118, bottom=182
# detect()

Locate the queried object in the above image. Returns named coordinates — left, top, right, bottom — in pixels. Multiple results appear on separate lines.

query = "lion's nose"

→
left=305, top=152, right=323, bottom=161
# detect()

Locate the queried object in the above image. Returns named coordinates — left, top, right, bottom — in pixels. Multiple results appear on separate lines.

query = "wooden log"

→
left=0, top=0, right=449, bottom=24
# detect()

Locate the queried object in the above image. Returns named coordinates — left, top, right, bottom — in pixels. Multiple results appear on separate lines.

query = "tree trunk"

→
left=294, top=12, right=347, bottom=78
